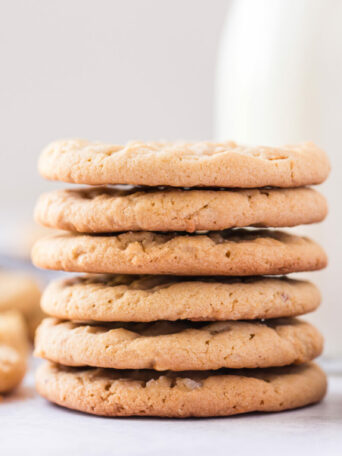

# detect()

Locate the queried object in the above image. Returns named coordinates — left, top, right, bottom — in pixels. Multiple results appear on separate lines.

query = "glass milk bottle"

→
left=215, top=0, right=342, bottom=358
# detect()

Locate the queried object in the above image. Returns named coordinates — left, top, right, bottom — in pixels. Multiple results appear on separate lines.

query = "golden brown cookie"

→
left=38, top=139, right=330, bottom=188
left=0, top=271, right=42, bottom=340
left=35, top=362, right=327, bottom=417
left=41, top=275, right=321, bottom=322
left=34, top=186, right=328, bottom=233
left=35, top=318, right=323, bottom=370
left=31, top=230, right=327, bottom=276
left=0, top=311, right=29, bottom=393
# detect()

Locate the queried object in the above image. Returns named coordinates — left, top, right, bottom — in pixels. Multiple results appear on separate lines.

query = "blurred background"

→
left=0, top=0, right=341, bottom=356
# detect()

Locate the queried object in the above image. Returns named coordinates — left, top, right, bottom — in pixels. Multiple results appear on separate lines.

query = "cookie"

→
left=31, top=230, right=327, bottom=276
left=0, top=271, right=41, bottom=318
left=35, top=318, right=323, bottom=370
left=34, top=186, right=328, bottom=233
left=0, top=271, right=42, bottom=340
left=36, top=362, right=327, bottom=417
left=38, top=139, right=330, bottom=188
left=41, top=275, right=321, bottom=322
left=0, top=311, right=29, bottom=393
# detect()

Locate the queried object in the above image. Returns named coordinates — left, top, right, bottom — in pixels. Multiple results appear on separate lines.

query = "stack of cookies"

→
left=32, top=139, right=330, bottom=417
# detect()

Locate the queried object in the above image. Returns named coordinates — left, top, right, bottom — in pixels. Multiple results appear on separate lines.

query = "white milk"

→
left=215, top=0, right=342, bottom=357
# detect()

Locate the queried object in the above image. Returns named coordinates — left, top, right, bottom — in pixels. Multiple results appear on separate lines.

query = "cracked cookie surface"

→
left=34, top=186, right=327, bottom=233
left=41, top=275, right=321, bottom=322
left=38, top=139, right=330, bottom=188
left=36, top=362, right=327, bottom=417
left=31, top=229, right=327, bottom=275
left=34, top=318, right=323, bottom=370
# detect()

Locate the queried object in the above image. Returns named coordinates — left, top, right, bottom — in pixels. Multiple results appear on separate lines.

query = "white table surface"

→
left=1, top=359, right=341, bottom=456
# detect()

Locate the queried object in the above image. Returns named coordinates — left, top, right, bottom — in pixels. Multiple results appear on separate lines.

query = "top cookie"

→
left=38, top=139, right=330, bottom=188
